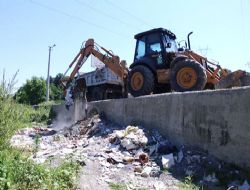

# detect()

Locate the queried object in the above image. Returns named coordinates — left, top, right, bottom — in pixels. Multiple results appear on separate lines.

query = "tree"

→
left=52, top=73, right=64, bottom=87
left=50, top=73, right=64, bottom=100
left=15, top=77, right=46, bottom=105
left=49, top=83, right=63, bottom=100
left=15, top=73, right=64, bottom=105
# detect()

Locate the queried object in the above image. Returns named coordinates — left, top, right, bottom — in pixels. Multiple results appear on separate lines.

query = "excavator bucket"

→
left=60, top=76, right=71, bottom=88
left=74, top=77, right=87, bottom=96
left=215, top=70, right=250, bottom=89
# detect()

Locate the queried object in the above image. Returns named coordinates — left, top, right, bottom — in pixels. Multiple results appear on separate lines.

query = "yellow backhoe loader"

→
left=61, top=28, right=250, bottom=99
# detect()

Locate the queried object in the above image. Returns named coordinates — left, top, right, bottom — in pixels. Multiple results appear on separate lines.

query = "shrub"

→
left=0, top=72, right=78, bottom=190
left=15, top=77, right=46, bottom=105
left=0, top=149, right=79, bottom=190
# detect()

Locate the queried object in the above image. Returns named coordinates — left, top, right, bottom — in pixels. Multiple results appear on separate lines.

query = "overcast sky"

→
left=1, top=0, right=249, bottom=88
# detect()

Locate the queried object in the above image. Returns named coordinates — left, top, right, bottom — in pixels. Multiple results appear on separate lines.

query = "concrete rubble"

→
left=162, top=153, right=175, bottom=169
left=10, top=114, right=250, bottom=190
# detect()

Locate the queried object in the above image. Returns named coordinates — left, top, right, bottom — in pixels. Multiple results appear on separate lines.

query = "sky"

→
left=1, top=0, right=250, bottom=89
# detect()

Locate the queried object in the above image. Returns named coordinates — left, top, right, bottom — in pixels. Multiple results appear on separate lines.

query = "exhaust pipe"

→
left=187, top=31, right=193, bottom=50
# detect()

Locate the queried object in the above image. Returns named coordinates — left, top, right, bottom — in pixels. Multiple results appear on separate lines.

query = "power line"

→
left=28, top=0, right=129, bottom=38
left=74, top=0, right=143, bottom=31
left=105, top=0, right=153, bottom=28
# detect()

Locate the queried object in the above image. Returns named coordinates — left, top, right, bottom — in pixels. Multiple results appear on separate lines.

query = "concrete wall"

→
left=73, top=87, right=250, bottom=168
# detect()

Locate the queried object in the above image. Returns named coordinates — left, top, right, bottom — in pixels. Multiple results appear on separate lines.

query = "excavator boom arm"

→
left=61, top=39, right=128, bottom=89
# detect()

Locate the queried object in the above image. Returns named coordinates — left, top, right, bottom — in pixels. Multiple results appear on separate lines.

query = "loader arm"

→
left=181, top=50, right=247, bottom=88
left=61, top=38, right=128, bottom=89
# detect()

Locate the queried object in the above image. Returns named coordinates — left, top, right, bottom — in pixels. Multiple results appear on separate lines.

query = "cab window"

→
left=147, top=33, right=162, bottom=54
left=135, top=37, right=146, bottom=60
left=149, top=43, right=161, bottom=53
left=164, top=35, right=177, bottom=53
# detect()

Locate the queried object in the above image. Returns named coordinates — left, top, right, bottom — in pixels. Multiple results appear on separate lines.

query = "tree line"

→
left=15, top=73, right=64, bottom=105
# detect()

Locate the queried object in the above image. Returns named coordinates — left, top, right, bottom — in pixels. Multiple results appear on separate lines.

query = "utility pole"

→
left=46, top=44, right=56, bottom=102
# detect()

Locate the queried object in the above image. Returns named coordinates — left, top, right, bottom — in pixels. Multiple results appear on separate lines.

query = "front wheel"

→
left=128, top=65, right=155, bottom=97
left=170, top=59, right=207, bottom=92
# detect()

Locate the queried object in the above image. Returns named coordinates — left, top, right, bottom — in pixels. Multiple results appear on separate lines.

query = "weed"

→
left=178, top=175, right=199, bottom=190
left=0, top=96, right=57, bottom=149
left=162, top=168, right=170, bottom=173
left=0, top=69, right=18, bottom=99
left=53, top=135, right=61, bottom=141
left=109, top=182, right=127, bottom=190
left=0, top=73, right=78, bottom=190
left=33, top=134, right=41, bottom=156
left=0, top=149, right=79, bottom=190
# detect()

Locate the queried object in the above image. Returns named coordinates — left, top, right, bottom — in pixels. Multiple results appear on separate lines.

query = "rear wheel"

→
left=171, top=59, right=207, bottom=92
left=128, top=65, right=155, bottom=97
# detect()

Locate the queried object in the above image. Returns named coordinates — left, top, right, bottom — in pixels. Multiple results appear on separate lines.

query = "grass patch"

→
left=0, top=97, right=57, bottom=149
left=161, top=168, right=170, bottom=173
left=109, top=182, right=127, bottom=190
left=0, top=149, right=79, bottom=190
left=178, top=176, right=199, bottom=190
left=0, top=99, right=31, bottom=148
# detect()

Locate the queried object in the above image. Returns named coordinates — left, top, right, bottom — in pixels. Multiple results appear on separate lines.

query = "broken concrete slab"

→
left=162, top=153, right=175, bottom=169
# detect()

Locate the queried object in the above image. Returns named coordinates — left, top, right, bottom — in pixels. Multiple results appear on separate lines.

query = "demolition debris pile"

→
left=11, top=114, right=250, bottom=190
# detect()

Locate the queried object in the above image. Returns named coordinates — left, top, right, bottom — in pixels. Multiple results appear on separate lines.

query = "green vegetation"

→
left=15, top=74, right=63, bottom=105
left=0, top=73, right=79, bottom=190
left=0, top=149, right=79, bottom=190
left=48, top=73, right=64, bottom=101
left=0, top=97, right=55, bottom=148
left=109, top=182, right=127, bottom=190
left=50, top=83, right=63, bottom=101
left=15, top=76, right=47, bottom=105
left=0, top=97, right=32, bottom=148
left=178, top=176, right=199, bottom=190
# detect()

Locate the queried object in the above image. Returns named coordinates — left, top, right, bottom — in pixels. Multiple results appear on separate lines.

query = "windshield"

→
left=165, top=35, right=178, bottom=53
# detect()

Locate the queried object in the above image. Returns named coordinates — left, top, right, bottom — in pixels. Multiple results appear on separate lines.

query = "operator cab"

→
left=132, top=28, right=178, bottom=70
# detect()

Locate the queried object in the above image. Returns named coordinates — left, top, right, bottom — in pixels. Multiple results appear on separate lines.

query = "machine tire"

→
left=128, top=65, right=155, bottom=97
left=91, top=87, right=104, bottom=101
left=170, top=59, right=207, bottom=92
